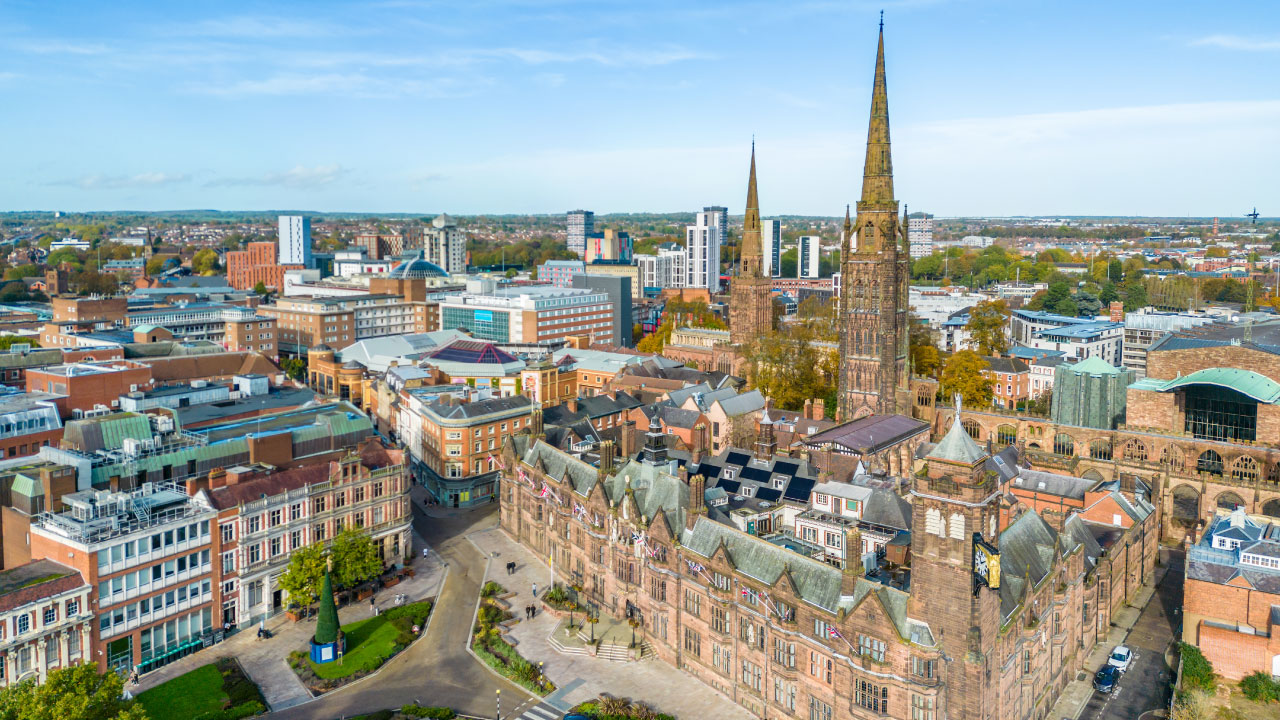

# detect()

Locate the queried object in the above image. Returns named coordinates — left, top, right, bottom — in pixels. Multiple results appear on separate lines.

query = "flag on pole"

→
left=827, top=627, right=842, bottom=639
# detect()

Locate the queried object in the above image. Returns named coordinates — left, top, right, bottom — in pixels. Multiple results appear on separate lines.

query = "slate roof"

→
left=804, top=414, right=929, bottom=454
left=858, top=486, right=912, bottom=532
left=426, top=394, right=533, bottom=420
left=0, top=560, right=85, bottom=613
left=983, top=356, right=1029, bottom=374
left=997, top=510, right=1062, bottom=621
left=717, top=389, right=766, bottom=418
left=1011, top=469, right=1094, bottom=500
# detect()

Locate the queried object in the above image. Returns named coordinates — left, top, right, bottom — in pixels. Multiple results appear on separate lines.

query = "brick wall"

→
left=1184, top=576, right=1277, bottom=634
left=1196, top=621, right=1279, bottom=681
left=1147, top=345, right=1280, bottom=384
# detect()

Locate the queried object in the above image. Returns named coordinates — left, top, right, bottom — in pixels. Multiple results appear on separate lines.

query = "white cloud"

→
left=50, top=172, right=191, bottom=190
left=492, top=46, right=709, bottom=67
left=1191, top=34, right=1280, bottom=51
left=207, top=165, right=346, bottom=189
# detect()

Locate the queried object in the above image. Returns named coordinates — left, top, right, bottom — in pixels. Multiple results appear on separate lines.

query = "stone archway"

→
left=1170, top=484, right=1200, bottom=525
left=1262, top=499, right=1280, bottom=518
left=1216, top=491, right=1246, bottom=511
left=1082, top=469, right=1105, bottom=482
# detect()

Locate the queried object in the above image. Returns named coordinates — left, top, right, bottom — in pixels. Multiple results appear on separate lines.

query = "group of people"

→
left=524, top=603, right=538, bottom=620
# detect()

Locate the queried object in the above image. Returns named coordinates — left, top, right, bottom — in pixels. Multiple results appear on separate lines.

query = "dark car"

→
left=563, top=715, right=591, bottom=720
left=1093, top=665, right=1119, bottom=693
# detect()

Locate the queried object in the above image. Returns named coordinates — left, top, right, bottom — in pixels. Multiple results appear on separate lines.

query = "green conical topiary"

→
left=314, top=567, right=338, bottom=645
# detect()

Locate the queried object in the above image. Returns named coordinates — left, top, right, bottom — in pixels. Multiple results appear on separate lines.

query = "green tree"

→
left=74, top=271, right=118, bottom=296
left=1122, top=279, right=1148, bottom=311
left=278, top=543, right=327, bottom=608
left=0, top=662, right=146, bottom=720
left=1041, top=280, right=1071, bottom=311
left=0, top=337, right=39, bottom=351
left=1204, top=246, right=1229, bottom=258
left=145, top=257, right=164, bottom=276
left=330, top=526, right=383, bottom=589
left=1073, top=290, right=1101, bottom=317
left=1099, top=282, right=1120, bottom=306
left=314, top=568, right=339, bottom=645
left=253, top=281, right=268, bottom=295
left=1050, top=296, right=1078, bottom=316
left=940, top=350, right=994, bottom=408
left=192, top=248, right=219, bottom=275
left=2, top=265, right=41, bottom=282
left=910, top=344, right=941, bottom=378
left=778, top=248, right=798, bottom=278
left=965, top=299, right=1010, bottom=355
left=1106, top=258, right=1123, bottom=284
left=0, top=282, right=29, bottom=302
left=280, top=357, right=306, bottom=381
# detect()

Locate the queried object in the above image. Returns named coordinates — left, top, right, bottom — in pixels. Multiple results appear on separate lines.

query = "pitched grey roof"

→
left=997, top=510, right=1060, bottom=621
left=927, top=414, right=987, bottom=465
left=860, top=488, right=912, bottom=532
left=1012, top=469, right=1093, bottom=500
left=427, top=394, right=533, bottom=420
left=717, top=389, right=766, bottom=417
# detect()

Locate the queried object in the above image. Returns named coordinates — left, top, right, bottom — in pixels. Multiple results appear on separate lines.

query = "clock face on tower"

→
left=972, top=533, right=1001, bottom=591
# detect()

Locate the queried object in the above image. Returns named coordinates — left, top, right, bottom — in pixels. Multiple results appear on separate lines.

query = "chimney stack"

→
left=813, top=398, right=825, bottom=421
left=840, top=523, right=865, bottom=594
left=803, top=398, right=813, bottom=420
left=597, top=439, right=615, bottom=480
left=1109, top=301, right=1124, bottom=323
left=619, top=419, right=636, bottom=460
left=692, top=422, right=707, bottom=464
left=686, top=473, right=705, bottom=530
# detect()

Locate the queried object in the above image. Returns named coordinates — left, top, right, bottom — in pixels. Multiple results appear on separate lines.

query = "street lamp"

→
left=495, top=689, right=500, bottom=720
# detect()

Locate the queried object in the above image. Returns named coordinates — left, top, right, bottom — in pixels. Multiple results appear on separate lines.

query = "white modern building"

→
left=567, top=210, right=594, bottom=257
left=907, top=213, right=934, bottom=259
left=798, top=235, right=821, bottom=278
left=685, top=210, right=723, bottom=292
left=761, top=219, right=782, bottom=277
left=278, top=215, right=313, bottom=268
left=423, top=214, right=467, bottom=274
left=333, top=249, right=393, bottom=277
left=635, top=243, right=688, bottom=291
left=437, top=285, right=614, bottom=345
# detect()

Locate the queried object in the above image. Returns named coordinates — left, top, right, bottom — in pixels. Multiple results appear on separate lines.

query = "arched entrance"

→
left=1216, top=491, right=1246, bottom=511
left=1170, top=485, right=1200, bottom=526
left=1261, top=499, right=1280, bottom=518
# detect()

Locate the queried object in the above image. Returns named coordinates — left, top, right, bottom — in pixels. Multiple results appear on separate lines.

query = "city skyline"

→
left=3, top=0, right=1278, bottom=216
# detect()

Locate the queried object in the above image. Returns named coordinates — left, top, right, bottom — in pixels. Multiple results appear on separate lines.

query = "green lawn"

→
left=137, top=663, right=228, bottom=720
left=308, top=614, right=403, bottom=680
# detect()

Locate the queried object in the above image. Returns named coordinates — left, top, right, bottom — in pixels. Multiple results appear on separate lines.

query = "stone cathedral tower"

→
left=729, top=143, right=775, bottom=349
left=837, top=23, right=911, bottom=421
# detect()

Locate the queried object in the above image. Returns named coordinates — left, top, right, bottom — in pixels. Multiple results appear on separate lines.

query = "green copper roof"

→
left=1158, top=368, right=1280, bottom=404
left=1064, top=356, right=1122, bottom=375
left=10, top=474, right=38, bottom=498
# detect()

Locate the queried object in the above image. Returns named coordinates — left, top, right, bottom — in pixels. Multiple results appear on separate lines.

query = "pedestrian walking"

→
left=422, top=547, right=429, bottom=560
left=532, top=582, right=537, bottom=598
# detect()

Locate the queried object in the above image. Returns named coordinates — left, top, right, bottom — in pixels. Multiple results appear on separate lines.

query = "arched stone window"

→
left=1053, top=433, right=1074, bottom=457
left=1161, top=445, right=1185, bottom=472
left=1090, top=440, right=1112, bottom=461
left=1123, top=439, right=1147, bottom=462
left=925, top=508, right=945, bottom=538
left=1230, top=456, right=1259, bottom=483
left=1197, top=450, right=1223, bottom=476
left=962, top=419, right=980, bottom=440
left=1268, top=463, right=1280, bottom=485
left=996, top=425, right=1017, bottom=447
left=916, top=388, right=934, bottom=407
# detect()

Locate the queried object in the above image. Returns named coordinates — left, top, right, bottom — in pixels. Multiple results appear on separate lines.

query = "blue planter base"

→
left=310, top=638, right=344, bottom=664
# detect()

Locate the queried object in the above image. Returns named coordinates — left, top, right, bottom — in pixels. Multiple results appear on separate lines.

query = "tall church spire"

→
left=740, top=140, right=762, bottom=270
left=860, top=24, right=894, bottom=207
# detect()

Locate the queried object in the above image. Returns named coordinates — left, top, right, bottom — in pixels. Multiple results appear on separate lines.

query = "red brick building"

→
left=226, top=242, right=304, bottom=291
left=25, top=361, right=153, bottom=418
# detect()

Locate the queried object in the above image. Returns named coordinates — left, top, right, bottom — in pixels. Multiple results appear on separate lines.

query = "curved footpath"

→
left=269, top=501, right=535, bottom=720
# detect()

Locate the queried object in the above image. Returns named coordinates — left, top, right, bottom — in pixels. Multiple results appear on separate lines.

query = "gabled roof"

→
left=926, top=411, right=987, bottom=465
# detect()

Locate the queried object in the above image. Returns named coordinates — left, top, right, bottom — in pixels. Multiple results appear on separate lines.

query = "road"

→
left=270, top=502, right=538, bottom=720
left=1080, top=549, right=1183, bottom=720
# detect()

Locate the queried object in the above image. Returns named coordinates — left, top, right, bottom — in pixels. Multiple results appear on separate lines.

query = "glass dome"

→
left=388, top=250, right=449, bottom=279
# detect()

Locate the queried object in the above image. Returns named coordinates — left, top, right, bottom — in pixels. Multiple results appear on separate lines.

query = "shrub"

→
left=1178, top=642, right=1216, bottom=693
left=400, top=705, right=457, bottom=719
left=352, top=711, right=395, bottom=720
left=1240, top=671, right=1280, bottom=703
left=481, top=581, right=503, bottom=597
left=382, top=600, right=433, bottom=625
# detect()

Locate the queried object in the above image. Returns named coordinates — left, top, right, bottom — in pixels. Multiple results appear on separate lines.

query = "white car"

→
left=1107, top=645, right=1132, bottom=673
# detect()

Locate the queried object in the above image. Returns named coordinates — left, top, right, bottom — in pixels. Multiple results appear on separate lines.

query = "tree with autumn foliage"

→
left=965, top=299, right=1010, bottom=355
left=941, top=350, right=994, bottom=408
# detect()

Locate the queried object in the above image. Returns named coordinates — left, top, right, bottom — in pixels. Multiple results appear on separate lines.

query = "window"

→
left=910, top=694, right=936, bottom=720
left=221, top=524, right=235, bottom=543
left=712, top=644, right=732, bottom=673
left=774, top=677, right=796, bottom=713
left=813, top=618, right=832, bottom=640
left=248, top=544, right=262, bottom=565
left=66, top=600, right=79, bottom=617
left=808, top=696, right=832, bottom=720
left=314, top=523, right=327, bottom=541
left=16, top=615, right=29, bottom=634
left=741, top=659, right=762, bottom=693
left=222, top=552, right=235, bottom=574
left=269, top=509, right=282, bottom=527
left=711, top=572, right=731, bottom=591
left=290, top=503, right=303, bottom=521
left=247, top=515, right=261, bottom=534
left=858, top=634, right=886, bottom=662
left=1023, top=649, right=1031, bottom=674
left=683, top=589, right=701, bottom=617
left=270, top=537, right=282, bottom=557
left=773, top=638, right=796, bottom=668
left=683, top=628, right=701, bottom=657
left=335, top=492, right=347, bottom=508
left=855, top=679, right=888, bottom=713
left=42, top=606, right=55, bottom=626
left=911, top=656, right=935, bottom=679
left=313, top=495, right=327, bottom=513
left=711, top=607, right=728, bottom=634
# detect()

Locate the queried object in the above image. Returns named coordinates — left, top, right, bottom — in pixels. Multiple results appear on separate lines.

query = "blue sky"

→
left=3, top=0, right=1278, bottom=216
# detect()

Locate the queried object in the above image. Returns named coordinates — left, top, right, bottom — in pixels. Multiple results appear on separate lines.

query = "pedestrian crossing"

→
left=513, top=701, right=561, bottom=720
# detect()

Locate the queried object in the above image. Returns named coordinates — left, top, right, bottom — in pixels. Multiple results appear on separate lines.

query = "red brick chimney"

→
left=1109, top=301, right=1124, bottom=323
left=813, top=399, right=825, bottom=421
left=803, top=398, right=813, bottom=420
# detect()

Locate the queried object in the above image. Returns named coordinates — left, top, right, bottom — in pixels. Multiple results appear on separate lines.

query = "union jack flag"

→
left=827, top=627, right=842, bottom=639
left=631, top=532, right=645, bottom=545
left=686, top=560, right=704, bottom=573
